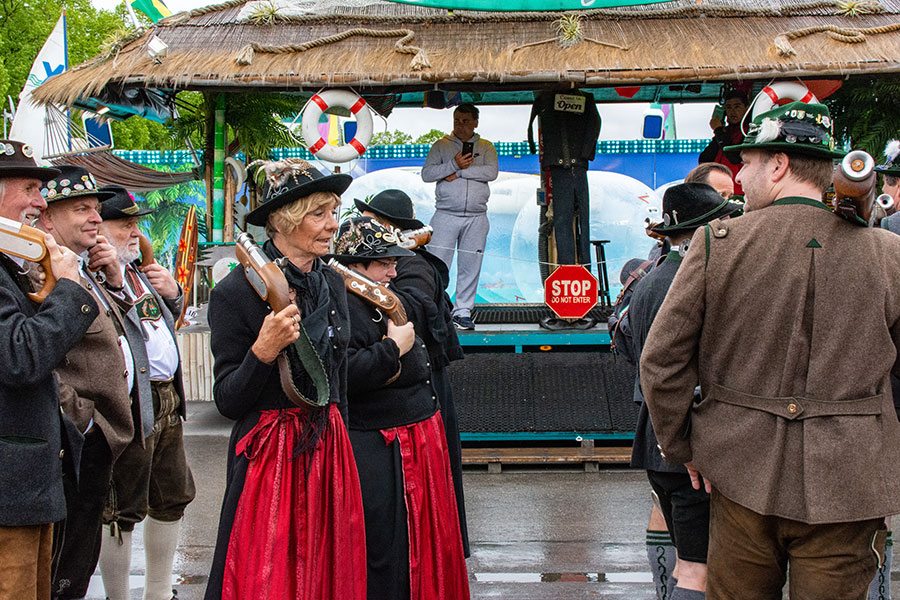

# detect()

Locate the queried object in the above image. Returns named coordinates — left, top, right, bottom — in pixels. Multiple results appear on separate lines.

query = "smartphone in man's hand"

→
left=461, top=141, right=475, bottom=157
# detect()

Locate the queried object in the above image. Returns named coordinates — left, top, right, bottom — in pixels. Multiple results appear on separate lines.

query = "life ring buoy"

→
left=301, top=90, right=373, bottom=163
left=751, top=82, right=819, bottom=119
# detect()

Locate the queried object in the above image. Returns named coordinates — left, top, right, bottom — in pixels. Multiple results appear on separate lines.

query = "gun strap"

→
left=276, top=322, right=331, bottom=409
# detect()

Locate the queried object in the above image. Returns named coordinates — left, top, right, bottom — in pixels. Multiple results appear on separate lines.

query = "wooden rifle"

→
left=0, top=215, right=56, bottom=303
left=235, top=232, right=329, bottom=409
left=833, top=150, right=877, bottom=226
left=327, top=258, right=408, bottom=384
left=396, top=225, right=433, bottom=250
left=138, top=233, right=155, bottom=269
left=326, top=258, right=407, bottom=325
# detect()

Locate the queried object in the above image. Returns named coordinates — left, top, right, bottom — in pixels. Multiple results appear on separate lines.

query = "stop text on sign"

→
left=550, top=279, right=594, bottom=298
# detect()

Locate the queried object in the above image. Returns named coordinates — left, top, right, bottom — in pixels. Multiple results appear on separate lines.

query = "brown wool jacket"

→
left=641, top=197, right=900, bottom=524
left=54, top=270, right=135, bottom=460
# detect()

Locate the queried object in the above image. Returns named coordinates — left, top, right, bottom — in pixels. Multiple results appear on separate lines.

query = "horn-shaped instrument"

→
left=833, top=150, right=877, bottom=226
left=877, top=193, right=895, bottom=214
left=0, top=215, right=56, bottom=303
left=396, top=225, right=433, bottom=250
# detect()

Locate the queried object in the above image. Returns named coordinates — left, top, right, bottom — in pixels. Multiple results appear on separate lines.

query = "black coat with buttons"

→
left=392, top=248, right=463, bottom=369
left=345, top=292, right=438, bottom=431
left=0, top=254, right=97, bottom=526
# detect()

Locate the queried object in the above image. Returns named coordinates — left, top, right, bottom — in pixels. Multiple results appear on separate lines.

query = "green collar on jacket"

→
left=771, top=196, right=831, bottom=212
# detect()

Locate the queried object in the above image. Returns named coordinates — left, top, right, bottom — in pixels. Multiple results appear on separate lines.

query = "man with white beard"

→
left=96, top=185, right=195, bottom=600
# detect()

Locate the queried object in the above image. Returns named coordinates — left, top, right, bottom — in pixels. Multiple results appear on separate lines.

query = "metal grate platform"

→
left=451, top=351, right=638, bottom=436
left=472, top=304, right=613, bottom=325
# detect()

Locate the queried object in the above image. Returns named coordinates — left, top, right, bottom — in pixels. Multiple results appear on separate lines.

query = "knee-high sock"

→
left=647, top=529, right=676, bottom=600
left=671, top=587, right=705, bottom=600
left=99, top=526, right=132, bottom=600
left=869, top=530, right=893, bottom=600
left=142, top=517, right=180, bottom=600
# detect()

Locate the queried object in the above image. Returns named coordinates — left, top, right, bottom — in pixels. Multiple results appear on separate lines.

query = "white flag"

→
left=9, top=13, right=67, bottom=165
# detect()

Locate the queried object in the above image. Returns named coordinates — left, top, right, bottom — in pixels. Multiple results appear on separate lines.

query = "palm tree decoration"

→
left=824, top=78, right=900, bottom=162
left=137, top=166, right=206, bottom=269
left=170, top=91, right=301, bottom=161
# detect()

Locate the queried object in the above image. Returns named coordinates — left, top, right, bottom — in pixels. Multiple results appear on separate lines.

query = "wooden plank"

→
left=462, top=446, right=632, bottom=466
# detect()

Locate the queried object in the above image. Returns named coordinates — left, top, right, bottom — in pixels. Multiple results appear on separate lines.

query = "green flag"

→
left=130, top=0, right=172, bottom=23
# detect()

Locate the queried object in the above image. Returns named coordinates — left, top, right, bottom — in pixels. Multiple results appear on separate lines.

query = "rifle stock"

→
left=138, top=233, right=155, bottom=269
left=0, top=215, right=56, bottom=303
left=326, top=258, right=407, bottom=325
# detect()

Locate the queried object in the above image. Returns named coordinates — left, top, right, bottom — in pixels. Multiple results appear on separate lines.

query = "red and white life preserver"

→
left=301, top=90, right=373, bottom=164
left=751, top=82, right=819, bottom=119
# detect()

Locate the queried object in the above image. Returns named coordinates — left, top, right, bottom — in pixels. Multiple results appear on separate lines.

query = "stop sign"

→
left=544, top=265, right=598, bottom=319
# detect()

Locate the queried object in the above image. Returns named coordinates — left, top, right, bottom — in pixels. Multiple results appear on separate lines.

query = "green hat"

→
left=723, top=101, right=844, bottom=159
left=876, top=140, right=900, bottom=177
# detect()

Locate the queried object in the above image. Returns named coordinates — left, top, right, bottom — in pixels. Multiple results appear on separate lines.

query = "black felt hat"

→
left=41, top=165, right=114, bottom=204
left=98, top=185, right=154, bottom=220
left=354, top=189, right=424, bottom=230
left=330, top=216, right=414, bottom=264
left=0, top=140, right=59, bottom=181
left=651, top=183, right=743, bottom=235
left=245, top=160, right=352, bottom=227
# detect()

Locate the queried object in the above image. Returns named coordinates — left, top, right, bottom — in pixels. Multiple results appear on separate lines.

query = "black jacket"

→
left=527, top=89, right=601, bottom=169
left=345, top=292, right=438, bottom=431
left=392, top=248, right=463, bottom=369
left=0, top=254, right=97, bottom=526
left=208, top=259, right=351, bottom=424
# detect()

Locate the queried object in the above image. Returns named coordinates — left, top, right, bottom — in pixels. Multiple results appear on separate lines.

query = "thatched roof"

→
left=32, top=0, right=900, bottom=109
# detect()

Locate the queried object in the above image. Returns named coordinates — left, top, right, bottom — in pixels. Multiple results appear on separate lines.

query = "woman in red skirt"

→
left=205, top=161, right=366, bottom=600
left=331, top=216, right=470, bottom=599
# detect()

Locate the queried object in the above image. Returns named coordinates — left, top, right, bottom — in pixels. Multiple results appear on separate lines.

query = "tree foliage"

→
left=0, top=0, right=123, bottom=99
left=414, top=128, right=447, bottom=145
left=824, top=78, right=900, bottom=161
left=170, top=91, right=300, bottom=160
left=371, top=129, right=413, bottom=146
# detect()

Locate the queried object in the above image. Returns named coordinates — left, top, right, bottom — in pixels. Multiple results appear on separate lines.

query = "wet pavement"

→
left=83, top=402, right=898, bottom=599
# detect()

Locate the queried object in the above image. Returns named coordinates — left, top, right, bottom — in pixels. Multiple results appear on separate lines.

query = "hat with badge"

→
left=41, top=164, right=114, bottom=203
left=723, top=101, right=844, bottom=159
left=354, top=189, right=424, bottom=230
left=876, top=140, right=900, bottom=177
left=651, top=182, right=743, bottom=236
left=244, top=159, right=352, bottom=227
left=0, top=139, right=60, bottom=181
left=330, top=216, right=415, bottom=264
left=98, top=185, right=154, bottom=220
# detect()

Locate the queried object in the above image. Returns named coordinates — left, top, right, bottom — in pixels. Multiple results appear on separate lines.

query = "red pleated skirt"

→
left=382, top=412, right=471, bottom=600
left=223, top=404, right=367, bottom=600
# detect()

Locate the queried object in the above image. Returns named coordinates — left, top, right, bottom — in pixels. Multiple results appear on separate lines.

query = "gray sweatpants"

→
left=428, top=209, right=490, bottom=318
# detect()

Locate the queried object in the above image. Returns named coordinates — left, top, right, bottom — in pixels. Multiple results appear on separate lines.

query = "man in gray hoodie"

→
left=421, top=103, right=498, bottom=330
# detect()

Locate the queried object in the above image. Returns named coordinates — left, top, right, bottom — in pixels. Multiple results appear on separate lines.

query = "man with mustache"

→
left=94, top=185, right=195, bottom=600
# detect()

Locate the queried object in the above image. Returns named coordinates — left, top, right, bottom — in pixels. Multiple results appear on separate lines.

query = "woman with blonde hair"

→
left=204, top=160, right=366, bottom=600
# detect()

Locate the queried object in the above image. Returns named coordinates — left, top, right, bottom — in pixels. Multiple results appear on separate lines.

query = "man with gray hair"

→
left=96, top=185, right=195, bottom=600
left=0, top=142, right=97, bottom=600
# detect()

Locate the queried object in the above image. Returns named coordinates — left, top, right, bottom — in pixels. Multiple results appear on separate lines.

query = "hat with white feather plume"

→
left=724, top=101, right=844, bottom=159
left=876, top=140, right=900, bottom=177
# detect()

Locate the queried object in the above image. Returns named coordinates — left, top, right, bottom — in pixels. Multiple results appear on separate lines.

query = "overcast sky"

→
left=89, top=0, right=717, bottom=141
